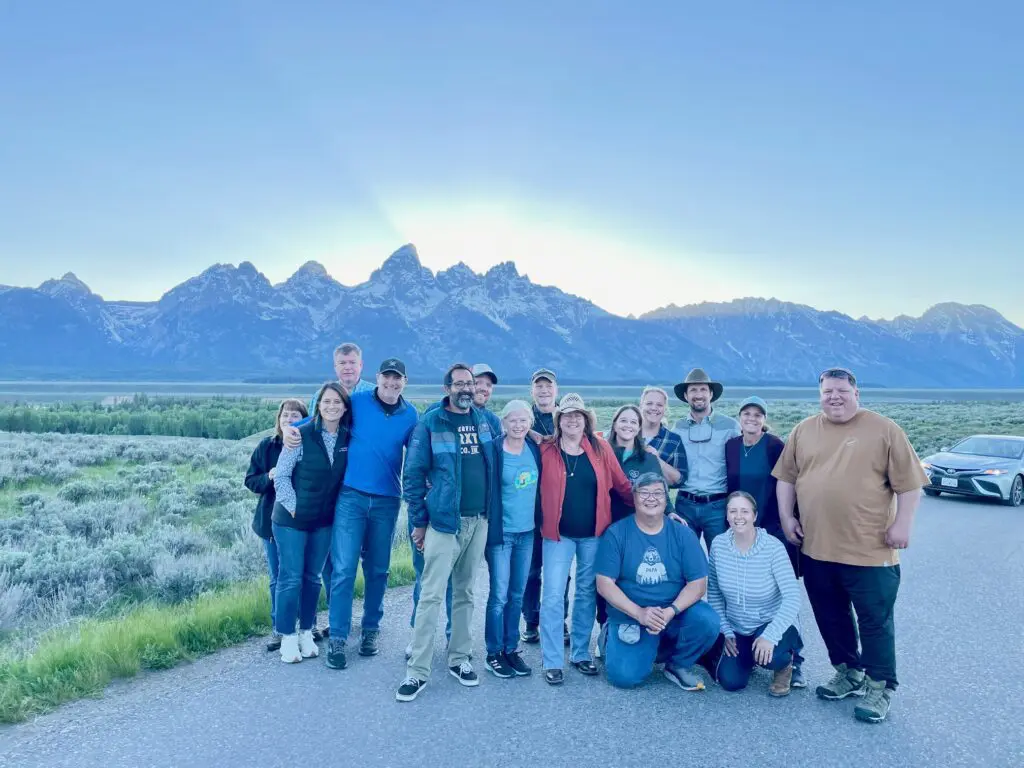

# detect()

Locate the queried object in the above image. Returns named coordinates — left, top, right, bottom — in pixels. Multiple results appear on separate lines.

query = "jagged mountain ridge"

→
left=1, top=246, right=1021, bottom=385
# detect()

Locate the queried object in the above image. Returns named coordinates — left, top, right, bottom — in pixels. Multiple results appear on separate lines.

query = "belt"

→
left=677, top=490, right=728, bottom=504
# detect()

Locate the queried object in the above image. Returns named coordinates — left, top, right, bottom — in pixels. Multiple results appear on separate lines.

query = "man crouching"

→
left=596, top=472, right=720, bottom=691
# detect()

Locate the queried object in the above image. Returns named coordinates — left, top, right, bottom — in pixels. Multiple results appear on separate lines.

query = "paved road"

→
left=2, top=496, right=1022, bottom=768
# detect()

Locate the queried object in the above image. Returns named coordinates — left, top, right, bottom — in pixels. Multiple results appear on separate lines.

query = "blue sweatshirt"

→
left=343, top=390, right=418, bottom=498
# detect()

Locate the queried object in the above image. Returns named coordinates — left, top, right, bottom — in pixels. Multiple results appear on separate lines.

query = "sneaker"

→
left=791, top=664, right=807, bottom=689
left=663, top=665, right=705, bottom=691
left=266, top=634, right=282, bottom=653
left=816, top=663, right=866, bottom=700
left=279, top=634, right=301, bottom=664
left=325, top=639, right=347, bottom=670
left=312, top=628, right=324, bottom=642
left=448, top=661, right=480, bottom=687
left=854, top=677, right=893, bottom=723
left=298, top=629, right=319, bottom=658
left=769, top=663, right=793, bottom=697
left=396, top=676, right=427, bottom=702
left=485, top=653, right=514, bottom=678
left=405, top=642, right=413, bottom=660
left=359, top=629, right=380, bottom=657
left=504, top=651, right=532, bottom=677
left=521, top=625, right=540, bottom=644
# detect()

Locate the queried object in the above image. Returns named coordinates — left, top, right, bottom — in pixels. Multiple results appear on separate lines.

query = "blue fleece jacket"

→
left=343, top=390, right=418, bottom=498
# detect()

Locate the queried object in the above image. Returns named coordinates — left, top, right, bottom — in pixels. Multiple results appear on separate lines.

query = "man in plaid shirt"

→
left=639, top=386, right=687, bottom=491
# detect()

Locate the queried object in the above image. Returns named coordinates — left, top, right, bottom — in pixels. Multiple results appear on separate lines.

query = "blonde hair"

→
left=639, top=386, right=670, bottom=426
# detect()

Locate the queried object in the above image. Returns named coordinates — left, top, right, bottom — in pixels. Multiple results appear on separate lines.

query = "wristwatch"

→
left=667, top=604, right=679, bottom=617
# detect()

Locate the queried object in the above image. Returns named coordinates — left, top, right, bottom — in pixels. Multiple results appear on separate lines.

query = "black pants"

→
left=801, top=554, right=901, bottom=689
left=522, top=529, right=569, bottom=628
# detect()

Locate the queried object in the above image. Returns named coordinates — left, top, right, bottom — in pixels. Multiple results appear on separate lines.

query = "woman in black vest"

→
left=244, top=397, right=309, bottom=652
left=272, top=382, right=351, bottom=664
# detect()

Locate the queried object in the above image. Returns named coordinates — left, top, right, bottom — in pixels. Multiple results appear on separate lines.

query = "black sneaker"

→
left=359, top=630, right=380, bottom=657
left=521, top=625, right=540, bottom=644
left=325, top=639, right=347, bottom=669
left=266, top=635, right=282, bottom=652
left=396, top=677, right=427, bottom=702
left=504, top=651, right=532, bottom=677
left=448, top=661, right=480, bottom=687
left=485, top=653, right=514, bottom=678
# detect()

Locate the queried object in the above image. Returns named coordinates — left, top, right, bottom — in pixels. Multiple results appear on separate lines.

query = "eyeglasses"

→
left=636, top=490, right=667, bottom=501
left=449, top=381, right=475, bottom=390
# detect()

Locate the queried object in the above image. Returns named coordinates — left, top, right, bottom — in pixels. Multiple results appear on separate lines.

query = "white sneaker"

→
left=280, top=634, right=302, bottom=663
left=298, top=630, right=319, bottom=658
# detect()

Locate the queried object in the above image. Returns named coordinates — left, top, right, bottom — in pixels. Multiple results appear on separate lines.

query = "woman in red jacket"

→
left=539, top=393, right=633, bottom=685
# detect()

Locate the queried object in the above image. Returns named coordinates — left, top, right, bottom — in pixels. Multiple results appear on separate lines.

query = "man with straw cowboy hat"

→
left=670, top=368, right=740, bottom=550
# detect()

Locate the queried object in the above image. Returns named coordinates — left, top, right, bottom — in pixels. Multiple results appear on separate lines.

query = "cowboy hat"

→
left=555, top=392, right=587, bottom=413
left=673, top=368, right=724, bottom=403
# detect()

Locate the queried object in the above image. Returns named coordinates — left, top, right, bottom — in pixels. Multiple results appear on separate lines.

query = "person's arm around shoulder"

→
left=403, top=420, right=433, bottom=550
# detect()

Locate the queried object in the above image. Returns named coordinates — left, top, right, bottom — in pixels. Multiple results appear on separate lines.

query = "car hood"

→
left=924, top=452, right=1019, bottom=471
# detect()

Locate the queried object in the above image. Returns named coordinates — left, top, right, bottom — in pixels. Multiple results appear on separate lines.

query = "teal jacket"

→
left=403, top=398, right=500, bottom=534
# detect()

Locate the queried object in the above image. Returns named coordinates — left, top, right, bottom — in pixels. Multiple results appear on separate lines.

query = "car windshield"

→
left=951, top=437, right=1024, bottom=460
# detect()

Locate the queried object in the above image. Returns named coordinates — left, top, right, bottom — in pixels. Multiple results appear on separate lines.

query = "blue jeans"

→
left=484, top=530, right=534, bottom=655
left=272, top=523, right=332, bottom=636
left=264, top=538, right=280, bottom=627
left=675, top=497, right=728, bottom=549
left=329, top=488, right=400, bottom=643
left=409, top=517, right=452, bottom=641
left=541, top=536, right=599, bottom=670
left=522, top=529, right=570, bottom=628
left=717, top=624, right=804, bottom=691
left=604, top=601, right=721, bottom=688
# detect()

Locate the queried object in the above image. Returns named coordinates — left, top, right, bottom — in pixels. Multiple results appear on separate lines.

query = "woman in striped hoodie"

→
left=707, top=491, right=804, bottom=697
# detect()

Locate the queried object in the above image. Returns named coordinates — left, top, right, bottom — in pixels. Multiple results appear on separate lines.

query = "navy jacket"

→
left=404, top=398, right=500, bottom=535
left=245, top=435, right=283, bottom=540
left=487, top=435, right=543, bottom=547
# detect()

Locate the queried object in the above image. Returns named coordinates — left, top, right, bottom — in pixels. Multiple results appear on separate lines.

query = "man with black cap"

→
left=287, top=357, right=419, bottom=669
left=521, top=367, right=570, bottom=645
left=671, top=368, right=740, bottom=550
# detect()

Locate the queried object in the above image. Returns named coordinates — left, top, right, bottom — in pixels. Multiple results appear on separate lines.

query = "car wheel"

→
left=1004, top=475, right=1024, bottom=507
left=923, top=488, right=941, bottom=497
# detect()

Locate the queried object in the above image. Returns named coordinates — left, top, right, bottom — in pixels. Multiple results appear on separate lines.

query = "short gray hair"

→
left=632, top=472, right=668, bottom=495
left=334, top=342, right=362, bottom=359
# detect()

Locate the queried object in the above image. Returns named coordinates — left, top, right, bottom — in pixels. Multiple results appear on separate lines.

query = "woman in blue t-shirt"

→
left=483, top=400, right=542, bottom=680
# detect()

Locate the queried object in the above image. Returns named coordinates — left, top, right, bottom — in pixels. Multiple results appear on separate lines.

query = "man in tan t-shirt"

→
left=773, top=367, right=927, bottom=724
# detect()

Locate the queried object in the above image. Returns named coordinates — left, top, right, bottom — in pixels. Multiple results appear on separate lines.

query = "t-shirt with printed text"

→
left=447, top=410, right=486, bottom=516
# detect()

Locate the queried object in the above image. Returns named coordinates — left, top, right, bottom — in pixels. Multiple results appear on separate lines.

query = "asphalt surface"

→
left=2, top=495, right=1022, bottom=768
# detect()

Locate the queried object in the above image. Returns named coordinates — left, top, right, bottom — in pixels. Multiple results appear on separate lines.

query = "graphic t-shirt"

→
left=501, top=446, right=538, bottom=533
left=448, top=410, right=486, bottom=516
left=596, top=517, right=708, bottom=624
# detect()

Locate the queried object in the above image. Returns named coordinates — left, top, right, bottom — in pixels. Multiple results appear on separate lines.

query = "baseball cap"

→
left=471, top=363, right=498, bottom=383
left=531, top=367, right=557, bottom=384
left=378, top=357, right=406, bottom=376
left=737, top=395, right=768, bottom=417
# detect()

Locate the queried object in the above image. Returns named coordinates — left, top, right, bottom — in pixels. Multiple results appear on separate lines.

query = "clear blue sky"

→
left=1, top=1, right=1021, bottom=324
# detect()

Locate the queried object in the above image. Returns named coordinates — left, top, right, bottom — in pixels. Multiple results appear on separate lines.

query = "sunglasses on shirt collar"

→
left=687, top=421, right=713, bottom=443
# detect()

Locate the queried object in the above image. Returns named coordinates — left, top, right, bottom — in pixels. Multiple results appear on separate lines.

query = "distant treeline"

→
left=0, top=395, right=281, bottom=439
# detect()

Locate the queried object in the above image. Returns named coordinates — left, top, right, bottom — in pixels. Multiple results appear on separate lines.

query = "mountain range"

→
left=2, top=244, right=1022, bottom=387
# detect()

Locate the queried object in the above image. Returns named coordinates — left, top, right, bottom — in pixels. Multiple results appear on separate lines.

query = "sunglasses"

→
left=818, top=368, right=857, bottom=386
left=687, top=421, right=713, bottom=443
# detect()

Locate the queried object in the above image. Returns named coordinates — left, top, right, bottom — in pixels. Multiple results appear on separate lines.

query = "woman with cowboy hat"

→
left=670, top=368, right=741, bottom=550
left=537, top=393, right=634, bottom=686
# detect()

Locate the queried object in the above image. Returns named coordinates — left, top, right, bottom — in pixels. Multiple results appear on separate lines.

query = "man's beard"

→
left=454, top=392, right=474, bottom=409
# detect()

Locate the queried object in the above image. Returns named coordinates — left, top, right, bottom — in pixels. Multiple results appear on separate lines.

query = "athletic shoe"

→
left=816, top=663, right=867, bottom=700
left=359, top=629, right=380, bottom=657
left=854, top=677, right=893, bottom=723
left=663, top=665, right=705, bottom=691
left=396, top=677, right=427, bottom=702
left=791, top=664, right=806, bottom=688
left=521, top=625, right=540, bottom=644
left=298, top=630, right=319, bottom=658
left=485, top=653, right=514, bottom=678
left=325, top=639, right=347, bottom=670
left=448, top=661, right=480, bottom=687
left=279, top=634, right=301, bottom=664
left=504, top=651, right=532, bottom=677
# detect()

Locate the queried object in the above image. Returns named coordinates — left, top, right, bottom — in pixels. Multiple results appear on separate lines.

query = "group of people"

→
left=245, top=343, right=927, bottom=724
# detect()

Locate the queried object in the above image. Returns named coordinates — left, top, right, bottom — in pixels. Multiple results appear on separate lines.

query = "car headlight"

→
left=981, top=469, right=1008, bottom=476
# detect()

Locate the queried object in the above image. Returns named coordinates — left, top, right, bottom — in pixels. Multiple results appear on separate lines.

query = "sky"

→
left=1, top=1, right=1021, bottom=324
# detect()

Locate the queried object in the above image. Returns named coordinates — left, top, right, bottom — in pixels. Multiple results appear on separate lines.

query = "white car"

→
left=921, top=435, right=1024, bottom=507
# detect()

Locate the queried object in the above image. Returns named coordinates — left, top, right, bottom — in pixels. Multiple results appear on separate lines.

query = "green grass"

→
left=0, top=554, right=415, bottom=724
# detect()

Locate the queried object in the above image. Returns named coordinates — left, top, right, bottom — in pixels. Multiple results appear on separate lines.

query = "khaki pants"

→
left=407, top=516, right=489, bottom=680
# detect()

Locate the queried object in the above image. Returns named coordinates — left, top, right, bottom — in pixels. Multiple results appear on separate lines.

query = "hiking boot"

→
left=485, top=653, right=515, bottom=678
left=396, top=677, right=427, bottom=702
left=791, top=664, right=806, bottom=688
left=266, top=634, right=282, bottom=653
left=521, top=625, right=540, bottom=644
left=769, top=663, right=793, bottom=697
left=298, top=629, right=319, bottom=658
left=854, top=677, right=893, bottom=723
left=448, top=661, right=480, bottom=687
left=359, top=629, right=380, bottom=657
left=504, top=651, right=532, bottom=677
left=279, top=634, right=301, bottom=664
left=663, top=665, right=705, bottom=691
left=325, top=639, right=347, bottom=669
left=816, top=663, right=866, bottom=700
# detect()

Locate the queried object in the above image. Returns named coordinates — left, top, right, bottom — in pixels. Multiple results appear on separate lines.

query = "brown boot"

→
left=769, top=663, right=793, bottom=697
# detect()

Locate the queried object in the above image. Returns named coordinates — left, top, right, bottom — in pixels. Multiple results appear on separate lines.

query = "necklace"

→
left=742, top=436, right=761, bottom=458
left=561, top=446, right=582, bottom=477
